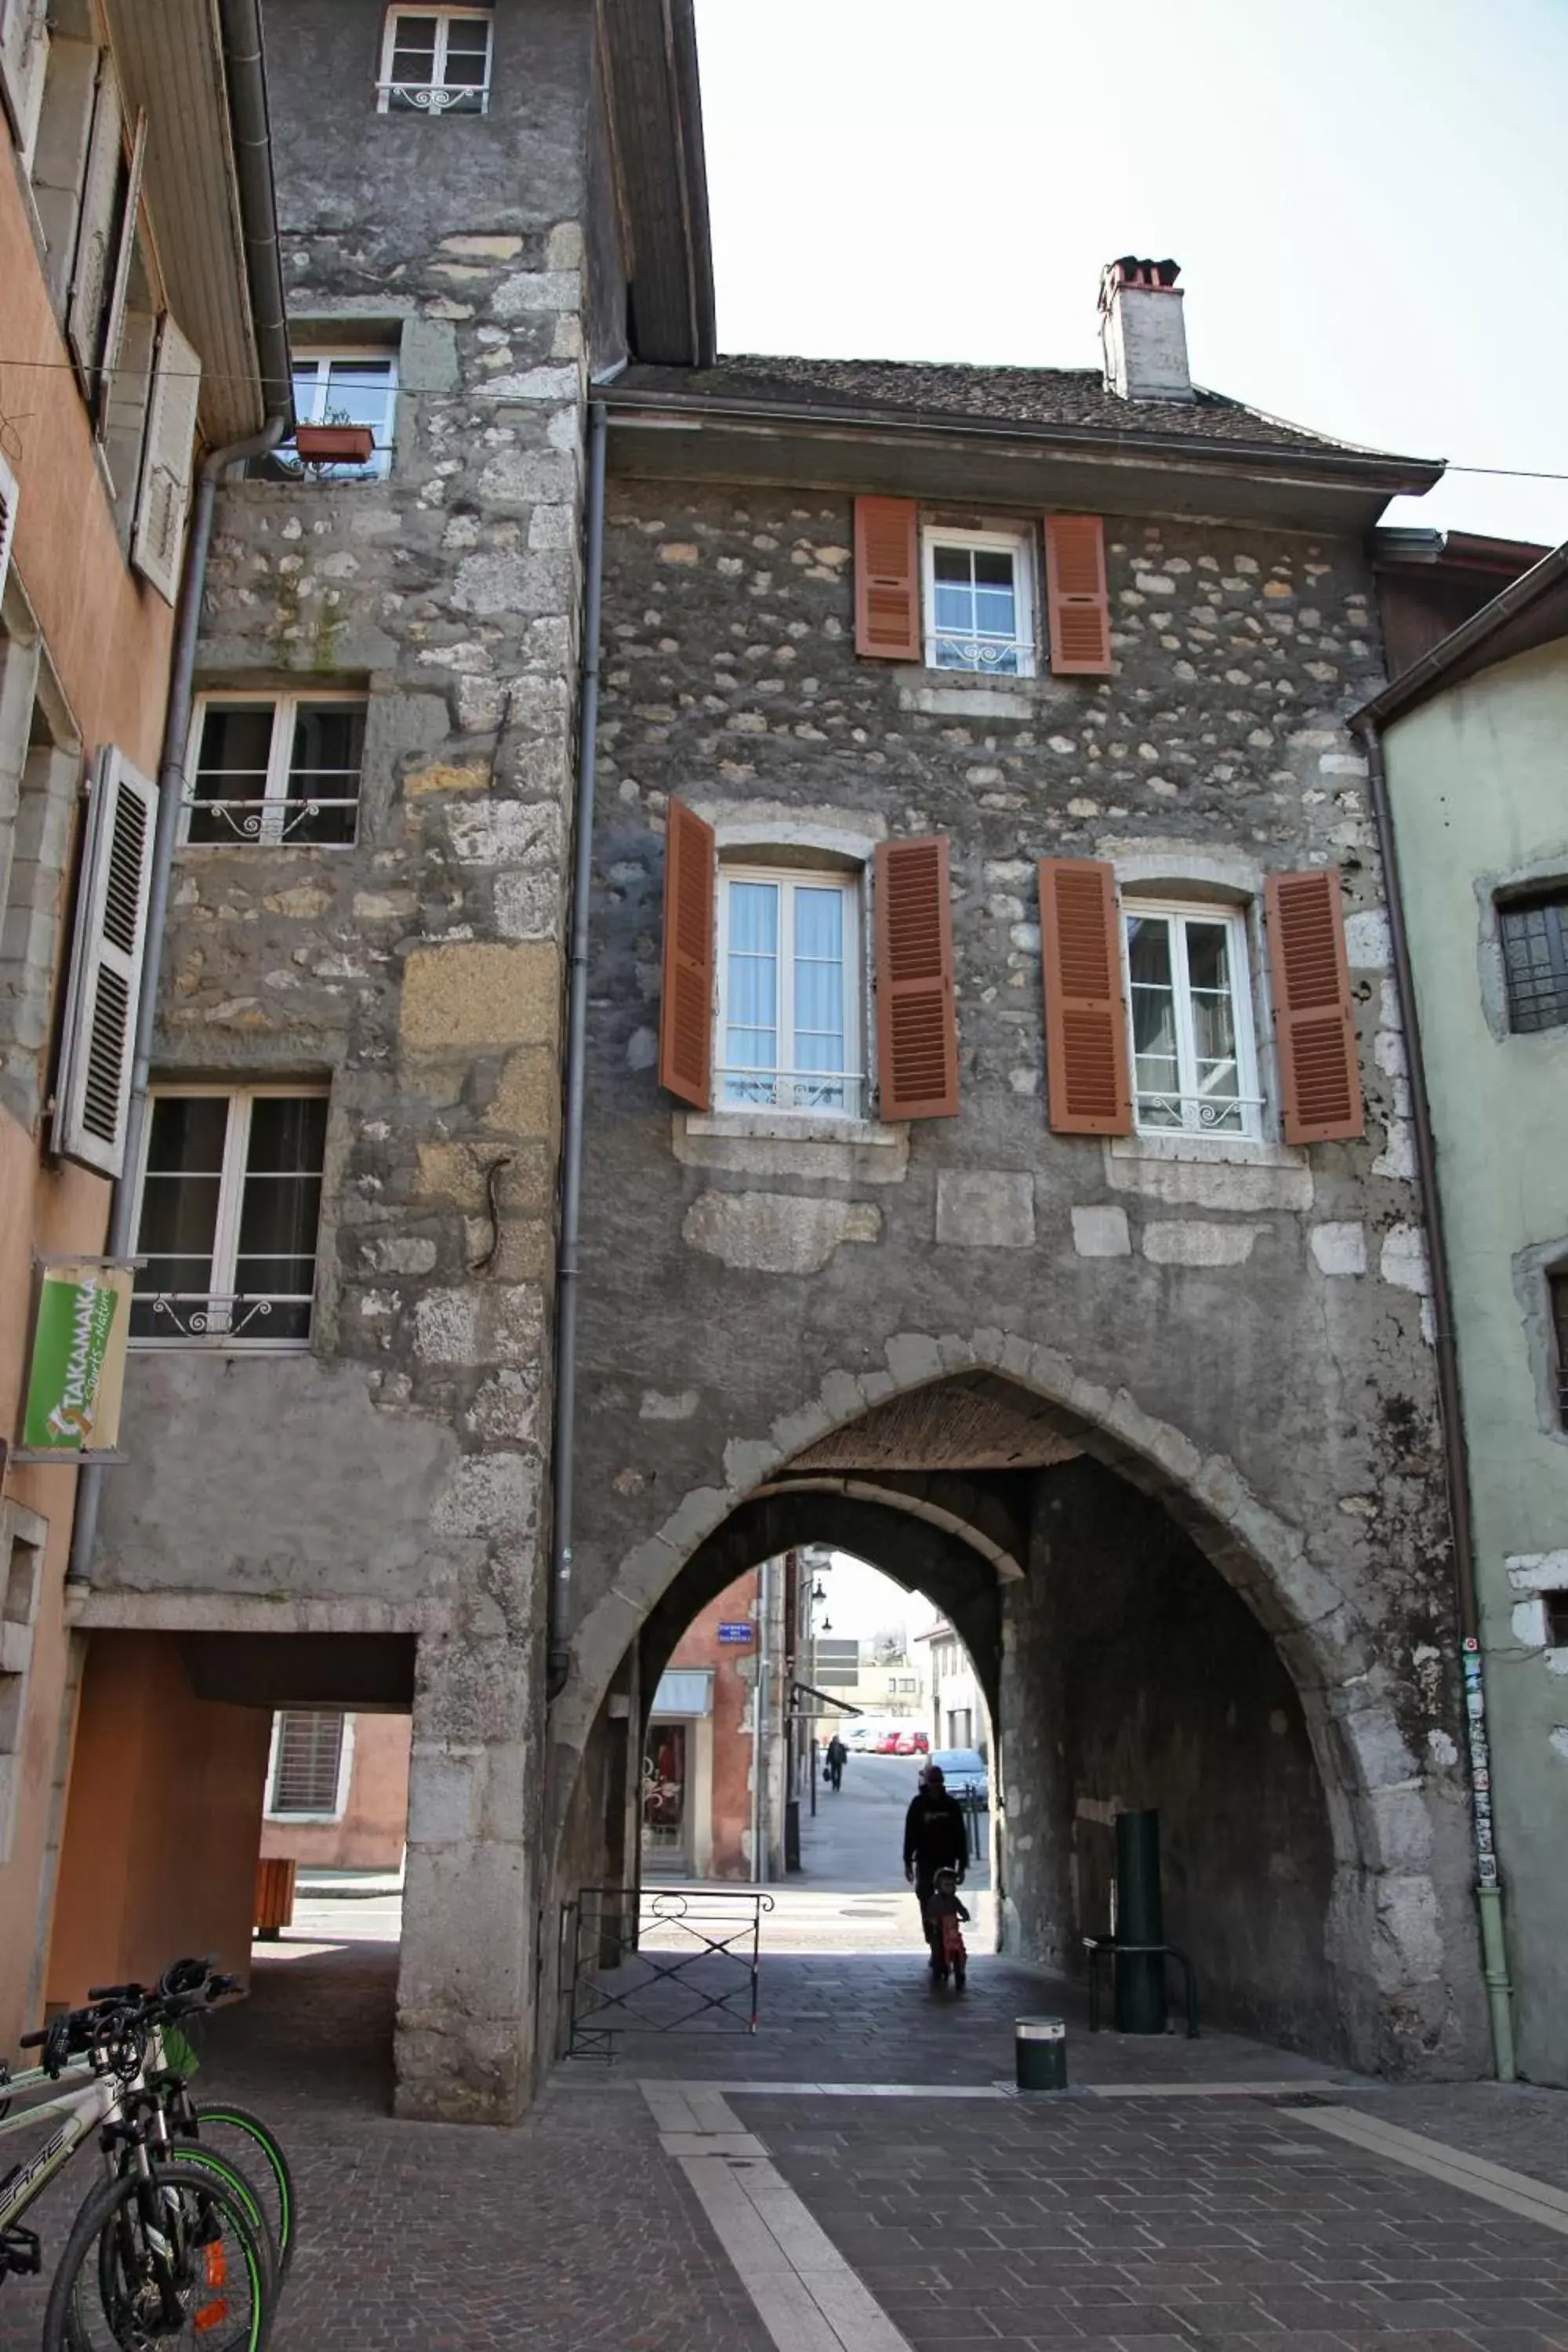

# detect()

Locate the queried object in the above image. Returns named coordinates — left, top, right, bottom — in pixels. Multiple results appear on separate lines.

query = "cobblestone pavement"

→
left=738, top=2086, right=1568, bottom=2352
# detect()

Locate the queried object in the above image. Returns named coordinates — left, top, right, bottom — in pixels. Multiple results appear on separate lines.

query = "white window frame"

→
left=129, top=1083, right=328, bottom=1350
left=715, top=863, right=863, bottom=1120
left=1120, top=896, right=1263, bottom=1142
left=921, top=524, right=1036, bottom=678
left=181, top=691, right=367, bottom=848
left=285, top=347, right=398, bottom=481
left=263, top=1710, right=354, bottom=1823
left=376, top=5, right=492, bottom=114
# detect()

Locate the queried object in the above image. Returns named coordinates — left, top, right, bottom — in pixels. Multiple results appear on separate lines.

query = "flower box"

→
left=292, top=423, right=376, bottom=465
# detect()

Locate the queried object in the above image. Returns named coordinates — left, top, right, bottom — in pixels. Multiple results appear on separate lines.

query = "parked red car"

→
left=893, top=1728, right=929, bottom=1755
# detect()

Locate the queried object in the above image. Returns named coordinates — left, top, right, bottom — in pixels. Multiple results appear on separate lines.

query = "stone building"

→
left=38, top=7, right=1499, bottom=2120
left=554, top=274, right=1493, bottom=2081
left=50, top=0, right=713, bottom=2124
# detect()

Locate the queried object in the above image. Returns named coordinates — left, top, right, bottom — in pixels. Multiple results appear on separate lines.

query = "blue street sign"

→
left=717, top=1622, right=753, bottom=1644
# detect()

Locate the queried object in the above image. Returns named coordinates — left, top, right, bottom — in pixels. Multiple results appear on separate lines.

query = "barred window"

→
left=1500, top=893, right=1568, bottom=1036
left=267, top=1711, right=347, bottom=1816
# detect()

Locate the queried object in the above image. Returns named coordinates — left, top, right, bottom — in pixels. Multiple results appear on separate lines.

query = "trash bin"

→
left=1014, top=2016, right=1067, bottom=2092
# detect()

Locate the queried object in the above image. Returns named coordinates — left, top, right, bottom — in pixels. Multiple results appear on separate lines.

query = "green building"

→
left=1368, top=543, right=1568, bottom=2086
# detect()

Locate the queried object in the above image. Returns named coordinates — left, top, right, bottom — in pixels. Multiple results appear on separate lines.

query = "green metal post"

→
left=1113, top=1808, right=1168, bottom=2034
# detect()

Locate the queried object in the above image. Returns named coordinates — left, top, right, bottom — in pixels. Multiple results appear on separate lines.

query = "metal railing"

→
left=376, top=80, right=488, bottom=114
left=1134, top=1087, right=1264, bottom=1137
left=717, top=1066, right=865, bottom=1118
left=929, top=632, right=1029, bottom=676
left=561, top=1885, right=773, bottom=2060
left=181, top=795, right=360, bottom=846
left=131, top=1291, right=313, bottom=1344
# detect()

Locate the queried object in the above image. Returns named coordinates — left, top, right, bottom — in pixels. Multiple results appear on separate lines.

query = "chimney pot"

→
left=1099, top=257, right=1194, bottom=404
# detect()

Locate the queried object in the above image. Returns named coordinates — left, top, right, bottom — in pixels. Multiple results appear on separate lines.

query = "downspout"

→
left=1358, top=715, right=1517, bottom=2081
left=546, top=399, right=609, bottom=1700
left=67, top=0, right=292, bottom=1581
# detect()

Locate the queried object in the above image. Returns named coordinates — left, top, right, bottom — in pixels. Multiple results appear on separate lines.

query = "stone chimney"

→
left=1098, top=257, right=1194, bottom=403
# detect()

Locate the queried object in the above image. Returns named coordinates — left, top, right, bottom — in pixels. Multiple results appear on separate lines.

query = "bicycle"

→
left=1, top=1959, right=292, bottom=2342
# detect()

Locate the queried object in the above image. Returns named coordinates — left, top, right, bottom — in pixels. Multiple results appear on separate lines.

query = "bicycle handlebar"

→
left=12, top=1957, right=244, bottom=2078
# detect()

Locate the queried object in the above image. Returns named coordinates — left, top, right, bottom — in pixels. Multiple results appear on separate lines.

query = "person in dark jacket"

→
left=824, top=1733, right=847, bottom=1791
left=903, top=1763, right=969, bottom=1973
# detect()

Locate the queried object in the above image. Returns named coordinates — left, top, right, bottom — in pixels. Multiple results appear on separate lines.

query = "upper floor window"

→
left=183, top=695, right=367, bottom=847
left=284, top=354, right=397, bottom=481
left=923, top=527, right=1035, bottom=677
left=1500, top=891, right=1568, bottom=1036
left=1123, top=899, right=1261, bottom=1140
left=377, top=5, right=492, bottom=114
left=717, top=866, right=862, bottom=1118
left=130, top=1087, right=328, bottom=1348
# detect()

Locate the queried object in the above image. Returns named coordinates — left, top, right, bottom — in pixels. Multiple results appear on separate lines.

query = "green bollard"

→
left=1014, top=2016, right=1068, bottom=2090
left=1113, top=1807, right=1169, bottom=2034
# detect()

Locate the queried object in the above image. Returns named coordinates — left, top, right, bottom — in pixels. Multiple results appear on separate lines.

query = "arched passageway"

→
left=551, top=1359, right=1486, bottom=2079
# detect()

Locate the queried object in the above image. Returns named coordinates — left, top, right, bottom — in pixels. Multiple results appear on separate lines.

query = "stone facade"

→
left=88, top=0, right=618, bottom=2122
left=552, top=470, right=1489, bottom=2073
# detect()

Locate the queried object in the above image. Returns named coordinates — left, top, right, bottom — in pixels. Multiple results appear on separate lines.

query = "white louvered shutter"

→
left=53, top=750, right=158, bottom=1178
left=0, top=451, right=16, bottom=608
left=96, top=108, right=147, bottom=429
left=66, top=56, right=124, bottom=381
left=132, top=314, right=201, bottom=604
left=0, top=0, right=49, bottom=168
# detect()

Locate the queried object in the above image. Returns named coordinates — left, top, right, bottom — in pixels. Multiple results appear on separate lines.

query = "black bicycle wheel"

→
left=43, top=2161, right=274, bottom=2352
left=186, top=2102, right=296, bottom=2279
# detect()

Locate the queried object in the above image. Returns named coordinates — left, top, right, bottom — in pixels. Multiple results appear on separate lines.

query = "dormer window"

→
left=377, top=6, right=492, bottom=115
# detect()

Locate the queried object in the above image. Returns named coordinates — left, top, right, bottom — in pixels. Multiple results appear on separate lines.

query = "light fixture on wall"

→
left=811, top=1581, right=827, bottom=1603
left=819, top=1616, right=833, bottom=1633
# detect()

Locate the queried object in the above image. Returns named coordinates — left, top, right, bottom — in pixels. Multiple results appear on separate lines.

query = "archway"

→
left=550, top=1343, right=1486, bottom=2078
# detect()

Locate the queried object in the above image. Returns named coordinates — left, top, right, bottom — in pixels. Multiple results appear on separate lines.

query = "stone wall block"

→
left=400, top=943, right=561, bottom=1052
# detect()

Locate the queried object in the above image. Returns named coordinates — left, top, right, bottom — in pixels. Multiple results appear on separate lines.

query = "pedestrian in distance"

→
left=825, top=1732, right=847, bottom=1792
left=927, top=1864, right=970, bottom=1989
left=903, top=1761, right=969, bottom=1979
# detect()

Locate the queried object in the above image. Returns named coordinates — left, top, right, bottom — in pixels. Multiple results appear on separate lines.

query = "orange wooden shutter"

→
left=658, top=800, right=715, bottom=1110
left=1039, top=858, right=1132, bottom=1135
left=1265, top=869, right=1364, bottom=1144
left=855, top=495, right=920, bottom=661
left=874, top=836, right=959, bottom=1119
left=1043, top=514, right=1112, bottom=677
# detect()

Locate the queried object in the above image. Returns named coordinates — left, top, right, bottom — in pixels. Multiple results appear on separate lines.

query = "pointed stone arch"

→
left=548, top=1326, right=1484, bottom=2077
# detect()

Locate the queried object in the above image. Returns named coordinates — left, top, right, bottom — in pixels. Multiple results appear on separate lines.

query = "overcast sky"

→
left=692, top=0, right=1568, bottom=548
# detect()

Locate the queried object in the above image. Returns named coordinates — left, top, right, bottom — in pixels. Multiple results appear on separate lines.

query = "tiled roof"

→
left=613, top=355, right=1420, bottom=465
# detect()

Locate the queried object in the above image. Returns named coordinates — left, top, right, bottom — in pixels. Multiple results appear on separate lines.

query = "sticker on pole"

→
left=20, top=1261, right=134, bottom=1454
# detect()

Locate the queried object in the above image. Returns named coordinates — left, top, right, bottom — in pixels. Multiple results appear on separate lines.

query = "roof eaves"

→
left=1356, top=539, right=1568, bottom=730
left=606, top=383, right=1446, bottom=492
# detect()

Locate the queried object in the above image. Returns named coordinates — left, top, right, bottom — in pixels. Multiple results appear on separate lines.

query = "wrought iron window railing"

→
left=717, top=1065, right=865, bottom=1118
left=930, top=631, right=1029, bottom=676
left=376, top=79, right=488, bottom=114
left=1133, top=1087, right=1265, bottom=1138
left=129, top=1291, right=314, bottom=1346
left=181, top=795, right=359, bottom=848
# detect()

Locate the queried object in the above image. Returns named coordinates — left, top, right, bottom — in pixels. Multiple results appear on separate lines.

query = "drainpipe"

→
left=752, top=1558, right=771, bottom=1886
left=546, top=399, right=609, bottom=1700
left=1358, top=715, right=1516, bottom=2081
left=67, top=0, right=292, bottom=1581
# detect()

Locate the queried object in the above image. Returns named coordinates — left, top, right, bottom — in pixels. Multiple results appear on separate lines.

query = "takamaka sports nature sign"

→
left=20, top=1261, right=134, bottom=1456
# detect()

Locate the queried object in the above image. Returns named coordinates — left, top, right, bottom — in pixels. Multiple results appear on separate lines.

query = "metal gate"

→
left=561, top=1884, right=773, bottom=2060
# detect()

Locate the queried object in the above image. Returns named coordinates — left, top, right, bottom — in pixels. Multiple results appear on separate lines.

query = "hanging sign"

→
left=19, top=1261, right=135, bottom=1456
left=717, top=1622, right=754, bottom=1645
